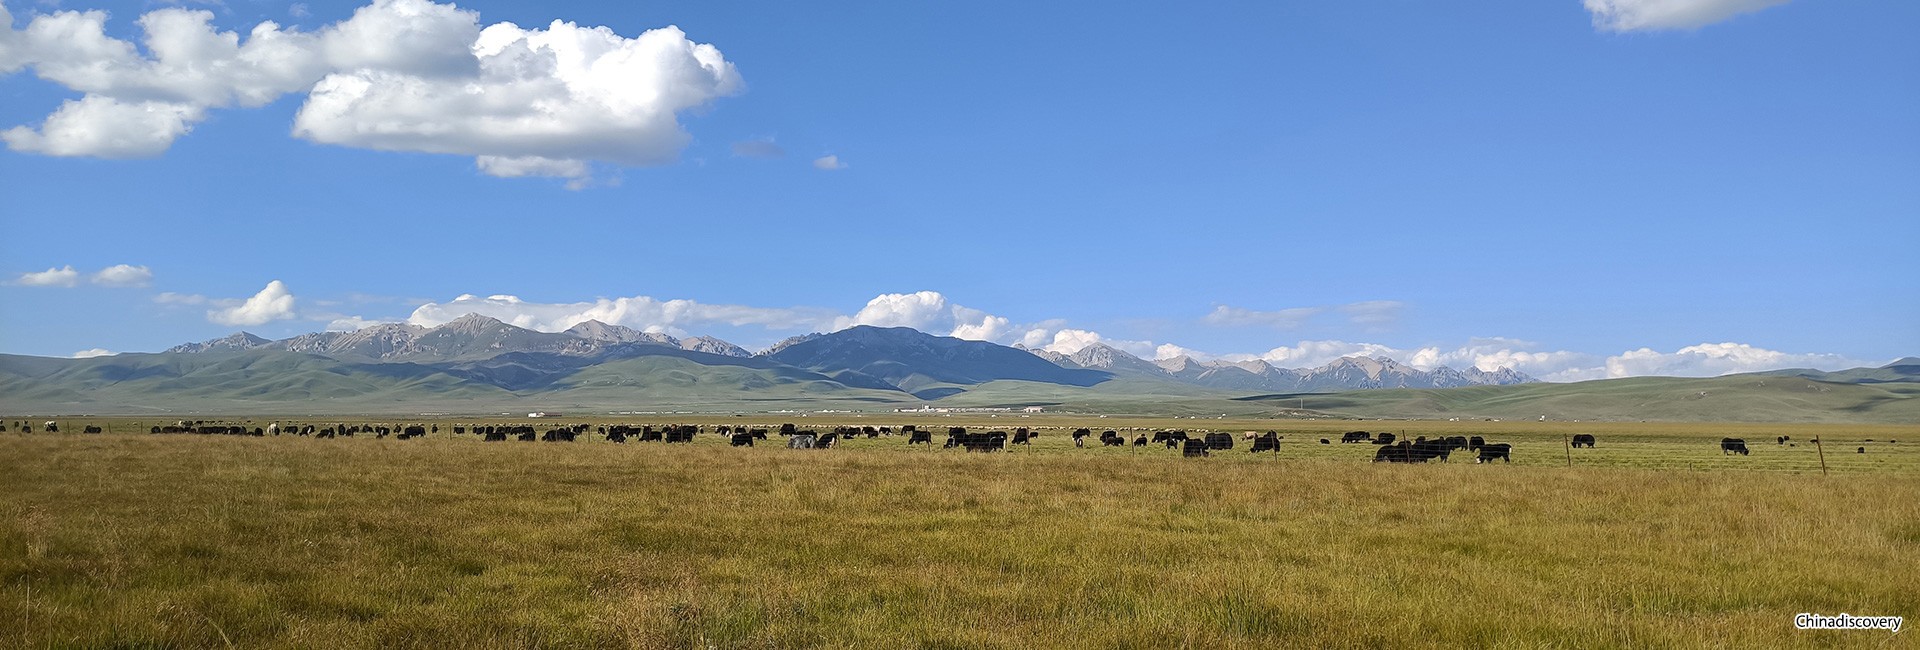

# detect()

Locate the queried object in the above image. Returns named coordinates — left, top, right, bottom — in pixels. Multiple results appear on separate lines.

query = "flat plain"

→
left=3, top=416, right=1917, bottom=648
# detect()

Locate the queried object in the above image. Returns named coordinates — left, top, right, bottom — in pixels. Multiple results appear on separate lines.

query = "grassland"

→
left=3, top=418, right=1917, bottom=648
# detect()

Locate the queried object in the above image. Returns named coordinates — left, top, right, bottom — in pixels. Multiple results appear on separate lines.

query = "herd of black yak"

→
left=7, top=420, right=1894, bottom=461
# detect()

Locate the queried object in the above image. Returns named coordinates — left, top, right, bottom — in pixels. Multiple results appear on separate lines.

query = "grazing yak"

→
left=1320, top=438, right=1330, bottom=445
left=1468, top=436, right=1486, bottom=451
left=1374, top=438, right=1455, bottom=463
left=1720, top=438, right=1750, bottom=455
left=1133, top=435, right=1148, bottom=447
left=944, top=429, right=1006, bottom=452
left=969, top=431, right=1008, bottom=452
left=1101, top=431, right=1127, bottom=447
left=1373, top=442, right=1410, bottom=463
left=1012, top=428, right=1033, bottom=445
left=788, top=433, right=817, bottom=449
left=729, top=432, right=755, bottom=447
left=1204, top=432, right=1234, bottom=451
left=907, top=430, right=933, bottom=445
left=1072, top=428, right=1093, bottom=448
left=82, top=425, right=103, bottom=434
left=1249, top=432, right=1282, bottom=453
left=1777, top=435, right=1790, bottom=445
left=1181, top=438, right=1210, bottom=458
left=1475, top=443, right=1512, bottom=463
left=1372, top=433, right=1395, bottom=446
left=1341, top=431, right=1370, bottom=444
left=1571, top=434, right=1596, bottom=448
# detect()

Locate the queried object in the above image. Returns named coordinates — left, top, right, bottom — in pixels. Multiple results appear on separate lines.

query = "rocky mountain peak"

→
left=565, top=319, right=676, bottom=346
left=164, top=332, right=273, bottom=354
left=681, top=335, right=750, bottom=358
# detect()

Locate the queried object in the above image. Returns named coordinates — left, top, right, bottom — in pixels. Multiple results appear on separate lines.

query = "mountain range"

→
left=2, top=315, right=1914, bottom=421
left=164, top=315, right=753, bottom=361
left=156, top=316, right=1539, bottom=392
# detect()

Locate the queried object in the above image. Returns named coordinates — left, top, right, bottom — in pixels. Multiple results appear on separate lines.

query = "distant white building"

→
left=1022, top=406, right=1044, bottom=413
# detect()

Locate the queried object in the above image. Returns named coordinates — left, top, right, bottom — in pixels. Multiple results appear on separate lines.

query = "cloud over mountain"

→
left=405, top=293, right=835, bottom=336
left=126, top=279, right=1898, bottom=383
left=209, top=280, right=298, bottom=326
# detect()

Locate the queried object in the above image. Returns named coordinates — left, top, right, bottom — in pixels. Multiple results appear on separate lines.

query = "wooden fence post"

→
left=1815, top=437, right=1828, bottom=476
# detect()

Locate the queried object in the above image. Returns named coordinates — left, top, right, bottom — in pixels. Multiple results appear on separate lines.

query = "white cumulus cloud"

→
left=2, top=96, right=204, bottom=158
left=0, top=0, right=741, bottom=178
left=209, top=280, right=298, bottom=326
left=90, top=263, right=153, bottom=287
left=294, top=16, right=741, bottom=180
left=1155, top=343, right=1208, bottom=361
left=831, top=291, right=1033, bottom=345
left=812, top=154, right=846, bottom=171
left=13, top=265, right=80, bottom=287
left=1584, top=0, right=1794, bottom=32
left=70, top=348, right=116, bottom=358
left=835, top=291, right=952, bottom=331
left=1041, top=329, right=1105, bottom=355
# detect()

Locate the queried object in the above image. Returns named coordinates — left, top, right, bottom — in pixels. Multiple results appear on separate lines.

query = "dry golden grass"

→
left=2, top=422, right=1916, bottom=648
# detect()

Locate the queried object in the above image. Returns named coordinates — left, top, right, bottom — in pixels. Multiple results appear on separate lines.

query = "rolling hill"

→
left=1, top=315, right=1912, bottom=421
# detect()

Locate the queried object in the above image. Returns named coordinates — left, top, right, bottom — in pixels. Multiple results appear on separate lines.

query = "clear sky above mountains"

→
left=1, top=0, right=1914, bottom=382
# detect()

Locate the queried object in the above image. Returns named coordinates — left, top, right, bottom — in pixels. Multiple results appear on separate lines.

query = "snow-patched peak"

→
left=760, top=332, right=825, bottom=357
left=1154, top=355, right=1208, bottom=374
left=564, top=319, right=677, bottom=346
left=1026, top=344, right=1535, bottom=391
left=680, top=335, right=750, bottom=358
left=436, top=313, right=512, bottom=335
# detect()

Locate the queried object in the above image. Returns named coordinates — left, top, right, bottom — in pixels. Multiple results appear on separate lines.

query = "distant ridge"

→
left=1753, top=357, right=1920, bottom=385
left=765, top=326, right=1112, bottom=393
left=16, top=315, right=1906, bottom=420
left=1032, top=342, right=1537, bottom=392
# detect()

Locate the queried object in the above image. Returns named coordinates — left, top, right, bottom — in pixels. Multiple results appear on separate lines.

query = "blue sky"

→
left=1, top=0, right=1914, bottom=381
